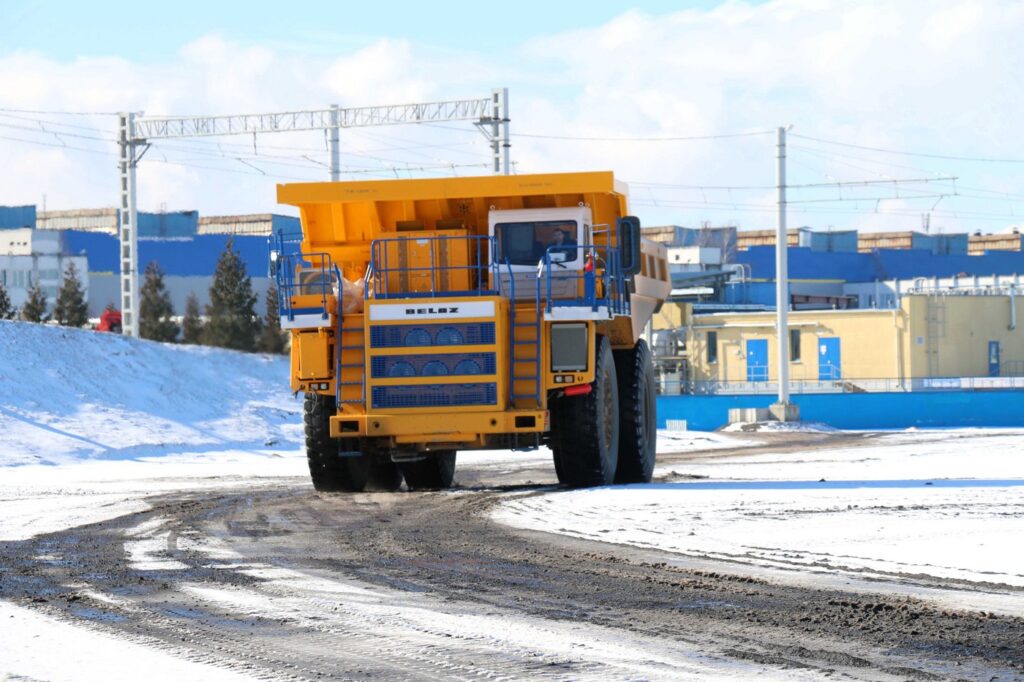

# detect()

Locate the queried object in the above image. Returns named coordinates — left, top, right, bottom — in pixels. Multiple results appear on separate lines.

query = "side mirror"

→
left=617, top=215, right=642, bottom=276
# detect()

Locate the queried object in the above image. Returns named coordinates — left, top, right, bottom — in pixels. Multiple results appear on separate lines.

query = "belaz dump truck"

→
left=272, top=172, right=670, bottom=491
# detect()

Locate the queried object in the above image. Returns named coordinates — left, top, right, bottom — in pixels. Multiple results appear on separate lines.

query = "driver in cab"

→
left=544, top=227, right=577, bottom=263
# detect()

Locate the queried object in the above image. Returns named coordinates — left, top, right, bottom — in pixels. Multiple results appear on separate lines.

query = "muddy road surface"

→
left=2, top=432, right=1022, bottom=680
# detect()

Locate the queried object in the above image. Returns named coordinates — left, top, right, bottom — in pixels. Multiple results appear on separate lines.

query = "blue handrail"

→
left=541, top=244, right=630, bottom=316
left=269, top=231, right=340, bottom=324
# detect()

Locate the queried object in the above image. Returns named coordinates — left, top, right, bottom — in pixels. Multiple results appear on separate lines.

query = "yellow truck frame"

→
left=273, top=171, right=670, bottom=491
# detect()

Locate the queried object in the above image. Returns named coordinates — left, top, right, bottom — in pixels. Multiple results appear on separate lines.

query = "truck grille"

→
left=370, top=322, right=495, bottom=348
left=371, top=352, right=496, bottom=379
left=371, top=383, right=498, bottom=409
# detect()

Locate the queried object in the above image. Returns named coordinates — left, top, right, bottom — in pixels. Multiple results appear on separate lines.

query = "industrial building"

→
left=0, top=228, right=88, bottom=309
left=644, top=221, right=1024, bottom=398
left=671, top=292, right=1020, bottom=393
left=2, top=206, right=298, bottom=318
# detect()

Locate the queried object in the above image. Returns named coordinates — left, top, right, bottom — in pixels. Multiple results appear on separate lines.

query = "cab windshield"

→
left=495, top=220, right=578, bottom=266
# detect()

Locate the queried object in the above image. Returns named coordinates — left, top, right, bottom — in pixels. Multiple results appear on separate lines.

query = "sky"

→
left=1, top=0, right=1024, bottom=234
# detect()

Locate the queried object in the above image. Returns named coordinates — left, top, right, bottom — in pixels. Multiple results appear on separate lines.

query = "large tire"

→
left=399, top=450, right=456, bottom=491
left=305, top=391, right=378, bottom=491
left=614, top=339, right=657, bottom=484
left=551, top=336, right=619, bottom=487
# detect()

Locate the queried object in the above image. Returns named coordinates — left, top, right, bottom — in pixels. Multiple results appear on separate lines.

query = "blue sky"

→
left=1, top=1, right=729, bottom=60
left=1, top=1, right=1023, bottom=234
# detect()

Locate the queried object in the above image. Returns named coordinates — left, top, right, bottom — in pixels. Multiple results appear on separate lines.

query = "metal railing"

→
left=270, top=231, right=340, bottom=325
left=368, top=234, right=500, bottom=299
left=542, top=244, right=630, bottom=315
left=657, top=375, right=1024, bottom=396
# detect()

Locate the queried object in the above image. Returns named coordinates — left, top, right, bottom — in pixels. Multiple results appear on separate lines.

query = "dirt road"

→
left=1, top=432, right=1022, bottom=680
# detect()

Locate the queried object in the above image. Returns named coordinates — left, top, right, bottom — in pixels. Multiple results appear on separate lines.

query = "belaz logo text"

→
left=405, top=307, right=459, bottom=315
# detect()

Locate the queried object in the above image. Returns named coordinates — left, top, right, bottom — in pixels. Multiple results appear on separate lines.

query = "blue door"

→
left=746, top=339, right=768, bottom=382
left=819, top=337, right=841, bottom=380
left=989, top=341, right=1001, bottom=377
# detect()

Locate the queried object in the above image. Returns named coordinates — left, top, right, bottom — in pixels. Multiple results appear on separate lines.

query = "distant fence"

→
left=657, top=390, right=1024, bottom=431
left=662, top=376, right=1024, bottom=396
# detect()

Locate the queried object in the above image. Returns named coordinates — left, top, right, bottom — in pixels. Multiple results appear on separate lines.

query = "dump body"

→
left=275, top=172, right=669, bottom=455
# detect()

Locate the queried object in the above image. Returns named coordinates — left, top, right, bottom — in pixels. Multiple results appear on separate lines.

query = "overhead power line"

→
left=0, top=106, right=120, bottom=116
left=514, top=129, right=775, bottom=142
left=791, top=133, right=1024, bottom=164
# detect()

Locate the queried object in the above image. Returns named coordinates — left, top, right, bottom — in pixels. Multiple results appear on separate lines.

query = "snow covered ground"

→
left=0, top=320, right=303, bottom=467
left=494, top=429, right=1024, bottom=595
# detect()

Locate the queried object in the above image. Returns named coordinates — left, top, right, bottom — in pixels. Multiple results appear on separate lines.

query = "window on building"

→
left=707, top=331, right=718, bottom=364
left=790, top=329, right=801, bottom=362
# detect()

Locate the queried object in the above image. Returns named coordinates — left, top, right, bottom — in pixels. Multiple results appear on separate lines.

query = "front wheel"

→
left=614, top=339, right=657, bottom=483
left=550, top=335, right=619, bottom=487
left=305, top=394, right=401, bottom=492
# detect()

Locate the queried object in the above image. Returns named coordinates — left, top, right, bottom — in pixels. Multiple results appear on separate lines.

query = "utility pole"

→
left=117, top=112, right=143, bottom=338
left=773, top=125, right=797, bottom=420
left=490, top=88, right=510, bottom=175
left=329, top=104, right=340, bottom=181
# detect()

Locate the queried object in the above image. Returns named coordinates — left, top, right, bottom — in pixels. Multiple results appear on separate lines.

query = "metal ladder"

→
left=507, top=264, right=542, bottom=407
left=334, top=298, right=366, bottom=408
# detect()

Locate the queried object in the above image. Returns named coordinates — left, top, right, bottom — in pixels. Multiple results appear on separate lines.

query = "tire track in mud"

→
left=0, top=432, right=1022, bottom=680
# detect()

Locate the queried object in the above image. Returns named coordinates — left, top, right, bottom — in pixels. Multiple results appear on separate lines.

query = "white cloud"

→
left=0, top=0, right=1023, bottom=233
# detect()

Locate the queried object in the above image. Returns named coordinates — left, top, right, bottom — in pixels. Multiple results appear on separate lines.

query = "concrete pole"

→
left=490, top=90, right=501, bottom=175
left=498, top=87, right=510, bottom=175
left=775, top=126, right=790, bottom=404
left=329, top=104, right=340, bottom=181
left=118, top=112, right=140, bottom=338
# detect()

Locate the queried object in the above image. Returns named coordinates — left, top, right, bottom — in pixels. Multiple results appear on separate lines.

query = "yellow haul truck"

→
left=272, top=171, right=670, bottom=491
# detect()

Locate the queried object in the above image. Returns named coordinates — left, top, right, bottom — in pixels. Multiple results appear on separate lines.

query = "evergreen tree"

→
left=181, top=292, right=204, bottom=344
left=203, top=238, right=261, bottom=351
left=53, top=261, right=89, bottom=327
left=258, top=283, right=287, bottom=354
left=21, top=282, right=48, bottom=323
left=139, top=261, right=179, bottom=342
left=0, top=280, right=15, bottom=320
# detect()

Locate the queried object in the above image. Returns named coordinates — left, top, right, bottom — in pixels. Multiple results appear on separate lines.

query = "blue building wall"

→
left=799, top=229, right=859, bottom=253
left=736, top=246, right=1024, bottom=284
left=0, top=205, right=37, bottom=229
left=271, top=214, right=301, bottom=236
left=138, top=211, right=199, bottom=238
left=657, top=390, right=1024, bottom=431
left=63, top=231, right=270, bottom=277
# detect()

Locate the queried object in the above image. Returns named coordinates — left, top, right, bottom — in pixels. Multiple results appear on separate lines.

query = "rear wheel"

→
left=399, top=450, right=456, bottom=491
left=304, top=394, right=401, bottom=492
left=362, top=441, right=404, bottom=492
left=550, top=336, right=619, bottom=487
left=614, top=340, right=657, bottom=483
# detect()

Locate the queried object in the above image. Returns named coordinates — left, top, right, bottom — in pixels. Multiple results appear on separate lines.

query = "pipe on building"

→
left=1011, top=286, right=1017, bottom=331
left=893, top=307, right=904, bottom=389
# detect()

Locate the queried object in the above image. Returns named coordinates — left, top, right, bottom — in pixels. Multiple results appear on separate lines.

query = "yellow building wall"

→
left=652, top=301, right=687, bottom=331
left=903, top=295, right=1024, bottom=377
left=682, top=295, right=1024, bottom=384
left=686, top=309, right=901, bottom=383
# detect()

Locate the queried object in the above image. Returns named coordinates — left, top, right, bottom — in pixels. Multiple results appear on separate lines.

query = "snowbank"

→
left=0, top=320, right=302, bottom=466
left=493, top=430, right=1024, bottom=589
